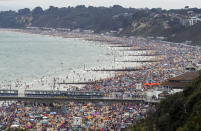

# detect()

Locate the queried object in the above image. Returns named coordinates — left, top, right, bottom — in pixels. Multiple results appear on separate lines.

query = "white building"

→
left=188, top=17, right=201, bottom=26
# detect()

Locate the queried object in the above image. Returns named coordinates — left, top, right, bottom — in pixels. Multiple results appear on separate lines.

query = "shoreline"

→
left=0, top=28, right=152, bottom=92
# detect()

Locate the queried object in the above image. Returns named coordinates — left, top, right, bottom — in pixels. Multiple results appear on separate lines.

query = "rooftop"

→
left=168, top=72, right=199, bottom=81
left=161, top=72, right=200, bottom=89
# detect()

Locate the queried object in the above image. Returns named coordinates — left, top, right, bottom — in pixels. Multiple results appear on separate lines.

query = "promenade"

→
left=0, top=96, right=160, bottom=103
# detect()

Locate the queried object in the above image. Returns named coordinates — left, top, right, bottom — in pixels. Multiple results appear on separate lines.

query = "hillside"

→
left=0, top=6, right=201, bottom=45
left=167, top=22, right=201, bottom=45
left=0, top=5, right=135, bottom=32
left=131, top=74, right=201, bottom=131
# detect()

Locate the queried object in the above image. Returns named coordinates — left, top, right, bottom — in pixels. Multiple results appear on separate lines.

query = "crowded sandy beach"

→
left=0, top=28, right=201, bottom=130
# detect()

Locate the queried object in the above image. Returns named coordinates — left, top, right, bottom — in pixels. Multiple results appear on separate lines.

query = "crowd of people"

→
left=0, top=101, right=155, bottom=130
left=0, top=31, right=201, bottom=130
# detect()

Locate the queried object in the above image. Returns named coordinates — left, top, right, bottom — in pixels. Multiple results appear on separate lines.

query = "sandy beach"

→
left=0, top=27, right=201, bottom=130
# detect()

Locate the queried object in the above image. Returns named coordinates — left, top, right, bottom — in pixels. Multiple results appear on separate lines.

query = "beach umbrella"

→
left=112, top=107, right=116, bottom=110
left=144, top=105, right=149, bottom=108
left=27, top=125, right=32, bottom=129
left=88, top=116, right=92, bottom=119
left=104, top=118, right=109, bottom=121
left=96, top=112, right=101, bottom=115
left=50, top=112, right=56, bottom=115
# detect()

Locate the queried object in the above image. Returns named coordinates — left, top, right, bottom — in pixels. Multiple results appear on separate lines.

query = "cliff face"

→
left=131, top=75, right=201, bottom=131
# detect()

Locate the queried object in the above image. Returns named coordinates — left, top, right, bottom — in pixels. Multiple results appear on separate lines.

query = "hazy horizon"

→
left=0, top=0, right=201, bottom=11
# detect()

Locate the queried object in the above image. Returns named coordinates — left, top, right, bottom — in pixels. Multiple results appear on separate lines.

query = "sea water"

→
left=0, top=31, right=113, bottom=89
left=0, top=30, right=145, bottom=91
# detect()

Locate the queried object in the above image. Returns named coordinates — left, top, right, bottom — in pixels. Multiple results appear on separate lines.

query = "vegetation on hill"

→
left=0, top=5, right=135, bottom=32
left=0, top=5, right=201, bottom=45
left=167, top=23, right=201, bottom=45
left=131, top=74, right=201, bottom=131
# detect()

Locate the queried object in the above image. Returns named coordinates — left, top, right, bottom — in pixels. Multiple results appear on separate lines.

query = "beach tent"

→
left=150, top=83, right=160, bottom=86
left=150, top=83, right=156, bottom=86
left=43, top=116, right=48, bottom=119
left=144, top=83, right=150, bottom=86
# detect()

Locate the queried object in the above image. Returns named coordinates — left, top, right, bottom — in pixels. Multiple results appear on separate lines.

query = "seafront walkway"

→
left=0, top=95, right=160, bottom=103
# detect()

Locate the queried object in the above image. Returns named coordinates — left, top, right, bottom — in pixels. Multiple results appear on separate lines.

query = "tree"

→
left=18, top=8, right=30, bottom=15
left=32, top=7, right=43, bottom=16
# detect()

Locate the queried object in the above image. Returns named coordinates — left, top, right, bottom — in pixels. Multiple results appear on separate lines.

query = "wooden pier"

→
left=110, top=45, right=133, bottom=47
left=119, top=48, right=152, bottom=51
left=57, top=82, right=97, bottom=85
left=128, top=54, right=164, bottom=56
left=117, top=60, right=160, bottom=63
left=85, top=68, right=141, bottom=72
